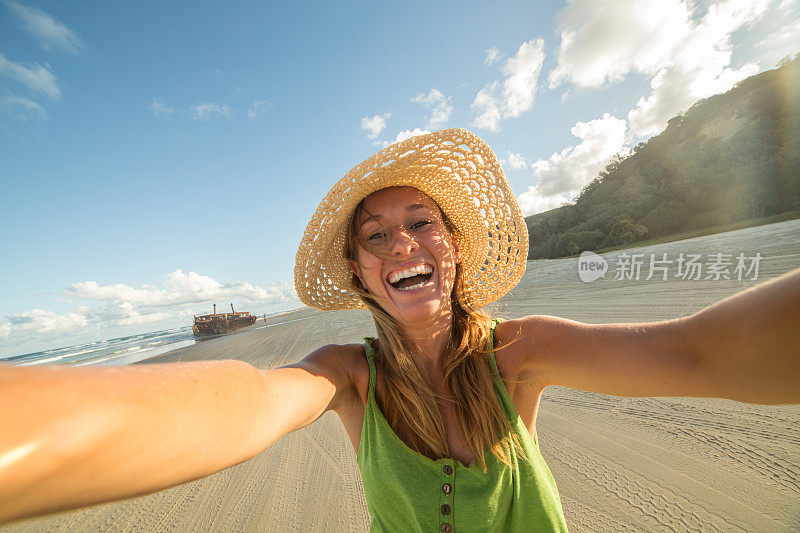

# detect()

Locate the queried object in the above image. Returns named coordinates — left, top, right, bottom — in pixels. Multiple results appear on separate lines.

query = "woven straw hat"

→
left=294, top=128, right=528, bottom=311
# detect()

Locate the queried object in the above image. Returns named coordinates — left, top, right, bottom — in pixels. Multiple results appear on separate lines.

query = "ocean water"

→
left=1, top=326, right=197, bottom=367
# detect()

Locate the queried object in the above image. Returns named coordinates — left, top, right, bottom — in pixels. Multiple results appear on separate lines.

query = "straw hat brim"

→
left=294, top=128, right=528, bottom=311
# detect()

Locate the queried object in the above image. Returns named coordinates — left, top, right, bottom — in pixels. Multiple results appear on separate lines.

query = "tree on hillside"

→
left=639, top=201, right=688, bottom=237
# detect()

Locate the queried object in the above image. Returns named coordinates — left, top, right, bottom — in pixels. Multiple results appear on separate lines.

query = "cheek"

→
left=432, top=235, right=458, bottom=263
left=429, top=237, right=458, bottom=285
left=355, top=250, right=384, bottom=286
left=356, top=246, right=379, bottom=267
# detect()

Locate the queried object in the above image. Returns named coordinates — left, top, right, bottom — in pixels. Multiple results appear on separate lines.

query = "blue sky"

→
left=1, top=0, right=798, bottom=356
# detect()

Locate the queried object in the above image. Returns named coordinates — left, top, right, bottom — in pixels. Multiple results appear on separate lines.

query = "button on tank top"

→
left=356, top=319, right=568, bottom=532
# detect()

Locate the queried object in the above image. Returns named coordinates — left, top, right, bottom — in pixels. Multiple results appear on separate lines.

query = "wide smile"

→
left=385, top=263, right=435, bottom=292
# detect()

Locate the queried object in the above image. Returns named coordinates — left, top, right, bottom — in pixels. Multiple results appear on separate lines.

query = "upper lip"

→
left=385, top=263, right=434, bottom=284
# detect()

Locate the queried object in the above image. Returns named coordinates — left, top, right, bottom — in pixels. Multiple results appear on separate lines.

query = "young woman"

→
left=1, top=129, right=798, bottom=531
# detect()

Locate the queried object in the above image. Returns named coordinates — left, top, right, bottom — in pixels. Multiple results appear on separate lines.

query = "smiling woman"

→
left=290, top=130, right=567, bottom=530
left=1, top=129, right=800, bottom=531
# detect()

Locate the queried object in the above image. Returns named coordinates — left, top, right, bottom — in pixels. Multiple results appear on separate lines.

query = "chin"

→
left=389, top=295, right=451, bottom=325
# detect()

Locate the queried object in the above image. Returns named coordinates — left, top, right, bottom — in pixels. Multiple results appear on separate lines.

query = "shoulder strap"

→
left=363, top=337, right=377, bottom=394
left=488, top=318, right=503, bottom=378
left=487, top=318, right=521, bottom=427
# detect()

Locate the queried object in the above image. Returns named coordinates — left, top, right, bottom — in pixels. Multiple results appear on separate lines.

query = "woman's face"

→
left=350, top=187, right=460, bottom=326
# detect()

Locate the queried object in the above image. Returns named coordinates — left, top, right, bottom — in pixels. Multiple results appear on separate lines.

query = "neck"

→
left=400, top=306, right=454, bottom=377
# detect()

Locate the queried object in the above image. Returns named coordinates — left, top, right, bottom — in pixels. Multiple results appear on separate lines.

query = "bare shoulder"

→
left=331, top=342, right=370, bottom=397
left=493, top=314, right=582, bottom=378
left=283, top=342, right=368, bottom=412
left=499, top=314, right=586, bottom=348
left=493, top=315, right=552, bottom=357
left=492, top=317, right=545, bottom=385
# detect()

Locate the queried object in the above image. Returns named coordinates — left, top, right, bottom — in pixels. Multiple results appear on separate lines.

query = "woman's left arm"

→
left=521, top=267, right=800, bottom=404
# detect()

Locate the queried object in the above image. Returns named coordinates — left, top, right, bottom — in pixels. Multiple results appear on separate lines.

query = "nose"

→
left=389, top=226, right=418, bottom=256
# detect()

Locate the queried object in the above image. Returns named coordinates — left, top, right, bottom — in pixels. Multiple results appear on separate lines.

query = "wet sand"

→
left=7, top=219, right=800, bottom=531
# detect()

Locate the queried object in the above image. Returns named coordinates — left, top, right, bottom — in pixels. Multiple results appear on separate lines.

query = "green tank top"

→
left=356, top=319, right=568, bottom=532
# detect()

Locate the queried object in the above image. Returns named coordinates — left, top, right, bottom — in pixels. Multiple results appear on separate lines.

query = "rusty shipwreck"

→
left=193, top=304, right=257, bottom=338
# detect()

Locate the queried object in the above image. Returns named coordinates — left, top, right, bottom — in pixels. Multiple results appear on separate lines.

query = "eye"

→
left=410, top=219, right=431, bottom=230
left=366, top=231, right=386, bottom=241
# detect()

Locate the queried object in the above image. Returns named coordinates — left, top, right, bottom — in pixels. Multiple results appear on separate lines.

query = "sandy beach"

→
left=7, top=219, right=800, bottom=532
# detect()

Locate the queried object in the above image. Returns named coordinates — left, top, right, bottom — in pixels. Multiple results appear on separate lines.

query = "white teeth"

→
left=387, top=264, right=433, bottom=284
left=397, top=282, right=425, bottom=291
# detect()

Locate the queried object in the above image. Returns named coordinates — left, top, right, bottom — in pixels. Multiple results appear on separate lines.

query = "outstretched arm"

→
left=0, top=345, right=355, bottom=524
left=521, top=267, right=800, bottom=403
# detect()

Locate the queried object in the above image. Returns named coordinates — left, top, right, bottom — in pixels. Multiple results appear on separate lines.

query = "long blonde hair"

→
left=345, top=195, right=526, bottom=471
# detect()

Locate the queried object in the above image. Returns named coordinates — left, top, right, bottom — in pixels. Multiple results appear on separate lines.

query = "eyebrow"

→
left=359, top=204, right=429, bottom=228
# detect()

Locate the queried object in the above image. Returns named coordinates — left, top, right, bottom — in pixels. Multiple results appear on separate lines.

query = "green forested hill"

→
left=526, top=56, right=800, bottom=259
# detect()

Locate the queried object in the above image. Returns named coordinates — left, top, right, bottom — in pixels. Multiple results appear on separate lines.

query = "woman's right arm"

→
left=0, top=344, right=355, bottom=524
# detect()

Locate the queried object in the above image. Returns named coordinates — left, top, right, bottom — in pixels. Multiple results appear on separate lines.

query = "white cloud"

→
left=248, top=99, right=273, bottom=119
left=191, top=102, right=234, bottom=121
left=471, top=38, right=546, bottom=132
left=548, top=0, right=773, bottom=137
left=757, top=19, right=800, bottom=48
left=471, top=81, right=502, bottom=132
left=501, top=151, right=530, bottom=170
left=411, top=89, right=452, bottom=128
left=517, top=190, right=575, bottom=217
left=393, top=128, right=430, bottom=143
left=67, top=269, right=296, bottom=308
left=148, top=98, right=173, bottom=118
left=1, top=308, right=89, bottom=338
left=628, top=60, right=759, bottom=137
left=91, top=302, right=169, bottom=327
left=0, top=303, right=170, bottom=342
left=502, top=39, right=547, bottom=116
left=381, top=128, right=432, bottom=147
left=4, top=0, right=85, bottom=54
left=517, top=113, right=629, bottom=215
left=629, top=0, right=768, bottom=136
left=116, top=310, right=169, bottom=327
left=0, top=53, right=59, bottom=100
left=548, top=0, right=691, bottom=88
left=360, top=113, right=391, bottom=139
left=484, top=47, right=501, bottom=65
left=0, top=95, right=46, bottom=120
